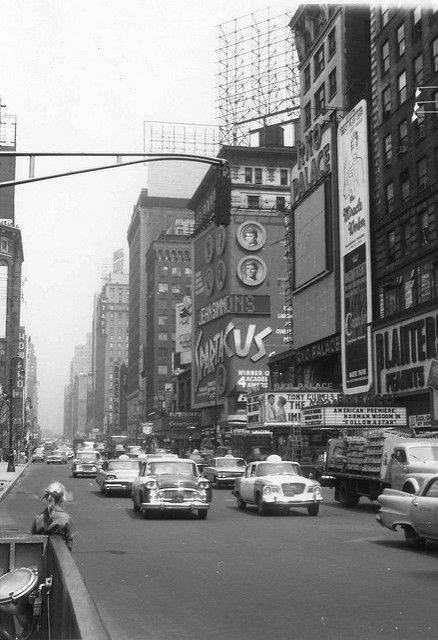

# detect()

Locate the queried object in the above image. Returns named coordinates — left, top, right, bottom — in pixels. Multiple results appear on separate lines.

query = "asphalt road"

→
left=1, top=463, right=437, bottom=640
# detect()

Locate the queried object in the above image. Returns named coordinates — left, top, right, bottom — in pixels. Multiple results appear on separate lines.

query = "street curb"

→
left=0, top=464, right=29, bottom=504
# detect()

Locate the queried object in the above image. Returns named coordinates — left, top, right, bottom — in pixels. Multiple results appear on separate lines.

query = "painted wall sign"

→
left=291, top=123, right=332, bottom=204
left=338, top=100, right=372, bottom=394
left=374, top=310, right=438, bottom=395
left=295, top=334, right=341, bottom=365
left=197, top=294, right=270, bottom=326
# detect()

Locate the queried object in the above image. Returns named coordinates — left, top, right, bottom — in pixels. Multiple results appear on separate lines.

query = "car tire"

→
left=404, top=526, right=426, bottom=549
left=338, top=481, right=359, bottom=508
left=307, top=503, right=319, bottom=516
left=256, top=494, right=268, bottom=516
left=133, top=499, right=140, bottom=513
left=198, top=509, right=208, bottom=520
left=236, top=493, right=246, bottom=511
left=142, top=510, right=151, bottom=520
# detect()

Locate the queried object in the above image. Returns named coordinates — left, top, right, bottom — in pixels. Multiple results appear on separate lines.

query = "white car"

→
left=377, top=474, right=438, bottom=548
left=233, top=455, right=323, bottom=516
left=72, top=450, right=101, bottom=478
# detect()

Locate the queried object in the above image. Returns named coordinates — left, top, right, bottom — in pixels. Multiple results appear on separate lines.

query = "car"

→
left=31, top=449, right=45, bottom=463
left=46, top=450, right=68, bottom=464
left=376, top=474, right=438, bottom=548
left=72, top=450, right=101, bottom=477
left=202, top=454, right=246, bottom=488
left=131, top=457, right=212, bottom=519
left=96, top=458, right=142, bottom=495
left=126, top=445, right=143, bottom=459
left=233, top=454, right=323, bottom=516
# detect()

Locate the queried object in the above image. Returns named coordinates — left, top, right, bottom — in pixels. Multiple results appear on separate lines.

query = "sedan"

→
left=377, top=474, right=438, bottom=548
left=203, top=455, right=246, bottom=488
left=96, top=459, right=142, bottom=495
left=46, top=451, right=68, bottom=464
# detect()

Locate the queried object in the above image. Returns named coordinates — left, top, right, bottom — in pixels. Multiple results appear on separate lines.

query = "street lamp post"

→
left=7, top=356, right=23, bottom=472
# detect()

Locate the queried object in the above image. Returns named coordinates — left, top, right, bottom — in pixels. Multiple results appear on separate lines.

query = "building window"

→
left=184, top=267, right=192, bottom=276
left=398, top=119, right=408, bottom=151
left=158, top=283, right=168, bottom=293
left=247, top=195, right=260, bottom=209
left=254, top=168, right=263, bottom=184
left=171, top=267, right=181, bottom=276
left=0, top=239, right=8, bottom=253
left=385, top=182, right=394, bottom=214
left=400, top=170, right=410, bottom=202
left=276, top=196, right=286, bottom=211
left=314, top=83, right=325, bottom=116
left=414, top=105, right=426, bottom=141
left=382, top=41, right=390, bottom=73
left=171, top=285, right=181, bottom=294
left=158, top=332, right=167, bottom=341
left=384, top=284, right=402, bottom=316
left=158, top=315, right=167, bottom=326
left=413, top=54, right=423, bottom=86
left=382, top=86, right=391, bottom=119
left=304, top=65, right=311, bottom=92
left=314, top=45, right=324, bottom=79
left=328, top=68, right=337, bottom=100
left=383, top=133, right=392, bottom=165
left=397, top=24, right=405, bottom=57
left=158, top=365, right=168, bottom=376
left=397, top=71, right=407, bottom=105
left=304, top=102, right=311, bottom=129
left=245, top=168, right=253, bottom=183
left=382, top=6, right=389, bottom=27
left=387, top=230, right=396, bottom=264
left=432, top=37, right=438, bottom=72
left=400, top=221, right=410, bottom=252
left=280, top=169, right=288, bottom=185
left=328, top=27, right=336, bottom=59
left=417, top=157, right=429, bottom=191
left=419, top=211, right=430, bottom=245
left=413, top=7, right=422, bottom=40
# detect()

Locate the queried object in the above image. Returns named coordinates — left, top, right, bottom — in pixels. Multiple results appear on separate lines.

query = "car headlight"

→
left=105, top=474, right=117, bottom=480
left=199, top=480, right=211, bottom=489
left=263, top=485, right=280, bottom=494
left=308, top=484, right=321, bottom=495
left=145, top=479, right=158, bottom=489
left=217, top=474, right=225, bottom=479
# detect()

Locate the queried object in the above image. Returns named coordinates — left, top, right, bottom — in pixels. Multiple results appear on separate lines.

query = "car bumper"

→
left=141, top=500, right=210, bottom=512
left=73, top=468, right=98, bottom=476
left=215, top=476, right=243, bottom=485
left=104, top=481, right=133, bottom=492
left=262, top=495, right=323, bottom=508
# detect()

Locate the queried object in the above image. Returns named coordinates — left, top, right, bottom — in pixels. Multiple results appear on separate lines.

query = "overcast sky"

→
left=0, top=0, right=299, bottom=433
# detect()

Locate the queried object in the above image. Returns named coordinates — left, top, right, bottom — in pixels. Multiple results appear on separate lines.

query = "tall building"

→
left=126, top=190, right=194, bottom=439
left=270, top=5, right=371, bottom=391
left=25, top=337, right=39, bottom=443
left=370, top=5, right=438, bottom=427
left=189, top=137, right=294, bottom=440
left=144, top=228, right=193, bottom=422
left=91, top=252, right=129, bottom=436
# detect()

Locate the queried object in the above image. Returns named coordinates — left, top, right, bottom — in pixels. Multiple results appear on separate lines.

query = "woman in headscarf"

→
left=31, top=482, right=76, bottom=551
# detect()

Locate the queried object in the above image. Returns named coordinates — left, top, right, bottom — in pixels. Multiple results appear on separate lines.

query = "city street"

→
left=1, top=463, right=437, bottom=640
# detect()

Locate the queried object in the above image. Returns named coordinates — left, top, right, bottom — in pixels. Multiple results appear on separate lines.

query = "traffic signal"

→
left=214, top=167, right=231, bottom=226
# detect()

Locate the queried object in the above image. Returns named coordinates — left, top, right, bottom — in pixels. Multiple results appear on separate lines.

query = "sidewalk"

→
left=0, top=461, right=28, bottom=503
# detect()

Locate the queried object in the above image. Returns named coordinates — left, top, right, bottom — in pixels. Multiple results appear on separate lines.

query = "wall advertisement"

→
left=175, top=295, right=192, bottom=364
left=338, top=99, right=372, bottom=394
left=251, top=390, right=340, bottom=426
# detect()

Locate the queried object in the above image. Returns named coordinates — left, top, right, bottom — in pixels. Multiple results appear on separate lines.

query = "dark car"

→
left=131, top=457, right=212, bottom=519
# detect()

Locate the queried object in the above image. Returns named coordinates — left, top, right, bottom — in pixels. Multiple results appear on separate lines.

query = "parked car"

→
left=46, top=450, right=68, bottom=464
left=131, top=457, right=212, bottom=519
left=233, top=455, right=323, bottom=516
left=377, top=474, right=438, bottom=548
left=72, top=450, right=101, bottom=478
left=96, top=458, right=141, bottom=495
left=31, top=449, right=45, bottom=463
left=202, top=455, right=246, bottom=488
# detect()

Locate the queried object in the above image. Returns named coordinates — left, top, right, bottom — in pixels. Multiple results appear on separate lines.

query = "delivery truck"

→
left=322, top=429, right=438, bottom=506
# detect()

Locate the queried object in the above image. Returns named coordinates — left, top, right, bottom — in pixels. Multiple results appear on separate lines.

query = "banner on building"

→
left=175, top=295, right=192, bottom=364
left=338, top=99, right=372, bottom=394
left=250, top=390, right=340, bottom=425
left=301, top=406, right=407, bottom=428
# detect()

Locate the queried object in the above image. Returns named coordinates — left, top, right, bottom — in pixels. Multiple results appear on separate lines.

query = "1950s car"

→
left=202, top=455, right=246, bottom=488
left=131, top=457, right=212, bottom=519
left=72, top=450, right=101, bottom=478
left=377, top=473, right=438, bottom=548
left=96, top=458, right=141, bottom=495
left=233, top=455, right=323, bottom=516
left=46, top=450, right=68, bottom=464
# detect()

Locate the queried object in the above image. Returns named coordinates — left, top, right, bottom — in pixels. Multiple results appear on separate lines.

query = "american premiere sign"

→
left=301, top=406, right=407, bottom=428
left=338, top=100, right=372, bottom=394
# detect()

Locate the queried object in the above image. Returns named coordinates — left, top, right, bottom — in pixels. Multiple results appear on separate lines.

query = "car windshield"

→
left=147, top=461, right=196, bottom=476
left=107, top=460, right=140, bottom=471
left=77, top=452, right=99, bottom=461
left=216, top=458, right=245, bottom=468
left=409, top=446, right=438, bottom=462
left=256, top=462, right=300, bottom=477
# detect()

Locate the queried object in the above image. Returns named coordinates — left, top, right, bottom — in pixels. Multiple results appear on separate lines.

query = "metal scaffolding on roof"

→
left=216, top=7, right=300, bottom=146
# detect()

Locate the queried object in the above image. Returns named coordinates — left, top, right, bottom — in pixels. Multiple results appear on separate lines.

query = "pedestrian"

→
left=31, top=482, right=76, bottom=551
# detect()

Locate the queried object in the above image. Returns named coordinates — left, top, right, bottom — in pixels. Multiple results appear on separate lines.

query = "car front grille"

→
left=158, top=488, right=200, bottom=502
left=281, top=483, right=306, bottom=497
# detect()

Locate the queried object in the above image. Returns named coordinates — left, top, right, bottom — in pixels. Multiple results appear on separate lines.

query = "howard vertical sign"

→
left=338, top=100, right=372, bottom=394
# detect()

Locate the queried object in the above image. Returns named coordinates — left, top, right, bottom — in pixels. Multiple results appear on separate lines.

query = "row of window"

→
left=303, top=27, right=336, bottom=92
left=383, top=148, right=438, bottom=215
left=381, top=6, right=435, bottom=38
left=158, top=266, right=192, bottom=277
left=247, top=195, right=287, bottom=210
left=386, top=210, right=434, bottom=265
left=157, top=283, right=191, bottom=294
left=155, top=249, right=191, bottom=262
left=382, top=107, right=438, bottom=170
left=304, top=68, right=337, bottom=130
left=380, top=260, right=438, bottom=318
left=244, top=167, right=289, bottom=185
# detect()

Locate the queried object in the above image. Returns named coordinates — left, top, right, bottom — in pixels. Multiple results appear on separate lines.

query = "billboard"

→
left=338, top=100, right=372, bottom=394
left=192, top=218, right=290, bottom=408
left=256, top=390, right=340, bottom=425
left=175, top=295, right=192, bottom=364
